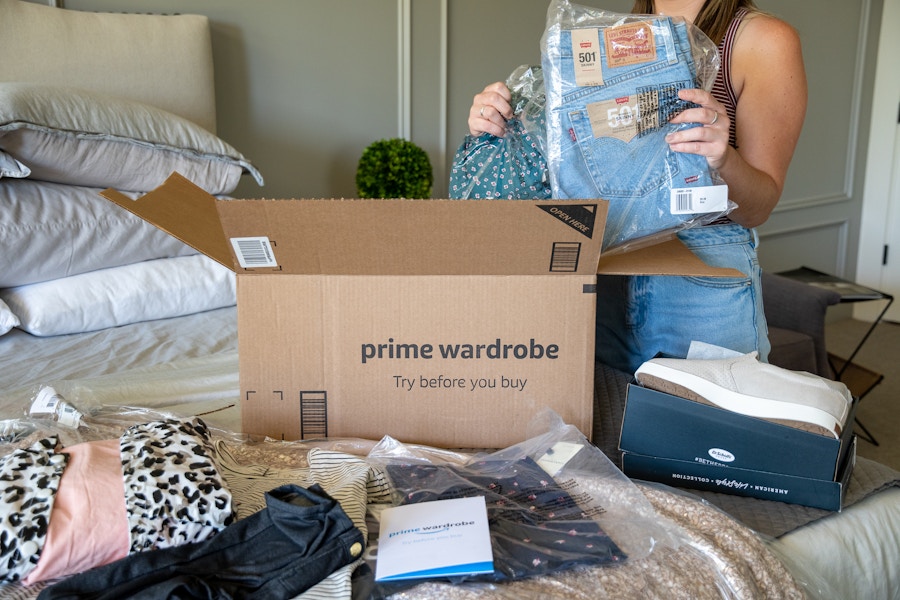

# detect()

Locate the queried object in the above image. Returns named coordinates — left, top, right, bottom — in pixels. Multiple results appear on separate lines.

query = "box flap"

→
left=115, top=173, right=607, bottom=276
left=217, top=198, right=608, bottom=276
left=104, top=173, right=740, bottom=278
left=597, top=238, right=743, bottom=277
left=101, top=174, right=234, bottom=271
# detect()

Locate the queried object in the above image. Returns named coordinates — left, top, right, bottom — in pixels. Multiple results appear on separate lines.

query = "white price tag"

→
left=571, top=28, right=604, bottom=87
left=57, top=403, right=84, bottom=428
left=30, top=386, right=62, bottom=415
left=537, top=441, right=584, bottom=476
left=670, top=184, right=729, bottom=214
left=29, top=386, right=83, bottom=428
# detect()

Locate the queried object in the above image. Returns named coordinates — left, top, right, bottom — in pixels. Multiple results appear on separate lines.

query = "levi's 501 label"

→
left=603, top=21, right=656, bottom=67
left=586, top=96, right=642, bottom=142
left=571, top=28, right=604, bottom=87
left=586, top=82, right=689, bottom=141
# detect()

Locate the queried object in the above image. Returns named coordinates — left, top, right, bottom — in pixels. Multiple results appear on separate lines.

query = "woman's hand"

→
left=664, top=88, right=733, bottom=171
left=468, top=82, right=514, bottom=137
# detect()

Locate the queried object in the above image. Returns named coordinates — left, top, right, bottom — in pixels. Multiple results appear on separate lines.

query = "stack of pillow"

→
left=0, top=82, right=264, bottom=337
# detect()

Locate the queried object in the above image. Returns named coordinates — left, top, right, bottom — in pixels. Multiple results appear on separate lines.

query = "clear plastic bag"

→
left=361, top=409, right=677, bottom=597
left=449, top=65, right=552, bottom=201
left=541, top=0, right=734, bottom=254
left=1, top=383, right=223, bottom=458
left=357, top=413, right=808, bottom=599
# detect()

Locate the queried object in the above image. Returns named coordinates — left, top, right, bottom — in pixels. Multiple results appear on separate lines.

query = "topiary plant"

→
left=355, top=138, right=433, bottom=199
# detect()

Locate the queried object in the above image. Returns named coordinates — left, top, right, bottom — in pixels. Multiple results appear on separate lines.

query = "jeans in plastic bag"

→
left=542, top=14, right=721, bottom=252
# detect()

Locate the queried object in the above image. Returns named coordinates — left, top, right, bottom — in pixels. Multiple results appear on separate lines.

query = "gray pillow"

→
left=0, top=179, right=197, bottom=288
left=0, top=82, right=263, bottom=194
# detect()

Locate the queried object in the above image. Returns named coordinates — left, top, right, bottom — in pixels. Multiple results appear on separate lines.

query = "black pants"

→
left=39, top=484, right=364, bottom=600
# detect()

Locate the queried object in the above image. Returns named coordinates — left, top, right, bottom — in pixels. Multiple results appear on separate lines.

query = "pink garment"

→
left=23, top=438, right=129, bottom=584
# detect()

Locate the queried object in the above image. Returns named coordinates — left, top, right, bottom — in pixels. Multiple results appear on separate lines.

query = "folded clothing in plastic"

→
left=386, top=455, right=628, bottom=582
left=0, top=417, right=234, bottom=585
left=450, top=65, right=551, bottom=201
left=541, top=0, right=725, bottom=253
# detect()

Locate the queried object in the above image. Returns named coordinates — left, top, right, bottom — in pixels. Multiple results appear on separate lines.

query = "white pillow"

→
left=0, top=298, right=19, bottom=336
left=0, top=255, right=236, bottom=337
left=0, top=149, right=29, bottom=178
left=0, top=179, right=198, bottom=288
left=0, top=82, right=264, bottom=194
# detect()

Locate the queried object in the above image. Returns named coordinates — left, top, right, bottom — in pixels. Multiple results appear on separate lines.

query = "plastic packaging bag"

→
left=449, top=65, right=552, bottom=200
left=0, top=384, right=214, bottom=458
left=26, top=385, right=85, bottom=429
left=361, top=409, right=676, bottom=597
left=541, top=0, right=734, bottom=254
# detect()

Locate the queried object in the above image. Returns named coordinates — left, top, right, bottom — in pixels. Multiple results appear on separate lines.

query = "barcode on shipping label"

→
left=669, top=184, right=729, bottom=215
left=231, top=237, right=278, bottom=269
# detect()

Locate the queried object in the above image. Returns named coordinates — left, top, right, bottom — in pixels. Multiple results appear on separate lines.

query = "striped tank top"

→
left=710, top=7, right=749, bottom=149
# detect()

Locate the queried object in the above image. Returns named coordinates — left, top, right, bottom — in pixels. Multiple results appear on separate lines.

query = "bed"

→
left=1, top=1, right=899, bottom=599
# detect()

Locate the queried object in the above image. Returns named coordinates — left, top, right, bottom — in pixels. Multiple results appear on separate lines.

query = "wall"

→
left=57, top=0, right=883, bottom=287
left=857, top=0, right=900, bottom=321
left=752, top=1, right=881, bottom=282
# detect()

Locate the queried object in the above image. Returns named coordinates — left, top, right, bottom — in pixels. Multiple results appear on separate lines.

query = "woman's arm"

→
left=666, top=14, right=808, bottom=228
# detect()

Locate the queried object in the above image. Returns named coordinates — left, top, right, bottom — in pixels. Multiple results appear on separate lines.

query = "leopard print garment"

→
left=0, top=437, right=68, bottom=582
left=120, top=418, right=235, bottom=552
left=0, top=418, right=234, bottom=582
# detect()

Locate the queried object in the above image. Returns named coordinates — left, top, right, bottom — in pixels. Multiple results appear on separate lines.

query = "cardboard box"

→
left=103, top=173, right=739, bottom=448
left=621, top=437, right=856, bottom=511
left=619, top=384, right=857, bottom=481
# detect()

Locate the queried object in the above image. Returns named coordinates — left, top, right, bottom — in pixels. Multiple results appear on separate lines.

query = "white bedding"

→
left=770, top=487, right=900, bottom=599
left=0, top=307, right=240, bottom=431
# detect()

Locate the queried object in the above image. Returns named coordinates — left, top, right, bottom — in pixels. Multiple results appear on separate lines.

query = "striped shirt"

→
left=710, top=8, right=750, bottom=149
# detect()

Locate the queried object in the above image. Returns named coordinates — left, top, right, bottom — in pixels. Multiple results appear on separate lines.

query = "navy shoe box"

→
left=619, top=383, right=858, bottom=510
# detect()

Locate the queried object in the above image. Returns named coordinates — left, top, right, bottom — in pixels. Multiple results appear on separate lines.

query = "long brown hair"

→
left=630, top=0, right=759, bottom=44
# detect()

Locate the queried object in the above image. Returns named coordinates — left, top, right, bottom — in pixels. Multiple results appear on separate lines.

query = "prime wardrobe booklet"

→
left=375, top=496, right=493, bottom=582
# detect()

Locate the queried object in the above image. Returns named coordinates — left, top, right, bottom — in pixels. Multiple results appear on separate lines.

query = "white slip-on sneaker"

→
left=634, top=352, right=852, bottom=438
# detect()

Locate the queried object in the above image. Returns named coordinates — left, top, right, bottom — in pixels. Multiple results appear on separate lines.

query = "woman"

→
left=467, top=0, right=807, bottom=373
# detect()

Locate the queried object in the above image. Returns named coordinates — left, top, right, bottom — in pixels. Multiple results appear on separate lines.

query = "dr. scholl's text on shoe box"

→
left=621, top=439, right=855, bottom=511
left=618, top=384, right=857, bottom=509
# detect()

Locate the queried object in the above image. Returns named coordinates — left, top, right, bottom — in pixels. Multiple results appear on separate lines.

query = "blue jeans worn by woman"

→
left=595, top=222, right=770, bottom=374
